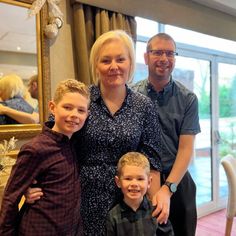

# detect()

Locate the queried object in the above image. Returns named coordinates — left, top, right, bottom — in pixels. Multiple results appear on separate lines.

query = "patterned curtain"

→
left=71, top=1, right=137, bottom=84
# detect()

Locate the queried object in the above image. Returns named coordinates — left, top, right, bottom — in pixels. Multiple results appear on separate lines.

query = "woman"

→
left=0, top=74, right=35, bottom=124
left=26, top=30, right=163, bottom=235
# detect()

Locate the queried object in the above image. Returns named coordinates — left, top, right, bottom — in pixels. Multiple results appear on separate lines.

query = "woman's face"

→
left=96, top=39, right=131, bottom=89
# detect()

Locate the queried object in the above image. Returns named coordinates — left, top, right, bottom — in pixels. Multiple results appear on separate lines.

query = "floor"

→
left=196, top=209, right=236, bottom=236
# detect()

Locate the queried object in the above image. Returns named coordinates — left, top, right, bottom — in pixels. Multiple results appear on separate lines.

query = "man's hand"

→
left=152, top=185, right=171, bottom=224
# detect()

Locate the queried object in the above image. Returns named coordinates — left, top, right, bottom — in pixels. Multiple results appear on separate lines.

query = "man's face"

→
left=28, top=81, right=38, bottom=99
left=144, top=38, right=176, bottom=81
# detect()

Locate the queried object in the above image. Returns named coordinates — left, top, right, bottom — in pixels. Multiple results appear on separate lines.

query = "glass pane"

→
left=166, top=25, right=236, bottom=54
left=135, top=17, right=158, bottom=38
left=134, top=41, right=148, bottom=83
left=175, top=56, right=211, bottom=206
left=218, top=63, right=236, bottom=198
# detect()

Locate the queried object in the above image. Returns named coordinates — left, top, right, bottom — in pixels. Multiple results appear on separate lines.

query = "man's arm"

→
left=165, top=135, right=195, bottom=184
left=0, top=104, right=39, bottom=124
left=151, top=135, right=195, bottom=224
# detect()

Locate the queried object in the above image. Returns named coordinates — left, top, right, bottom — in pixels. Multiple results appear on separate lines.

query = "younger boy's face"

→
left=49, top=92, right=89, bottom=138
left=115, top=165, right=151, bottom=206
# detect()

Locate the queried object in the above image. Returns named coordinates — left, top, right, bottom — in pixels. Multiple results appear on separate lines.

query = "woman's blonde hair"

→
left=90, top=30, right=136, bottom=85
left=53, top=79, right=90, bottom=105
left=117, top=152, right=150, bottom=176
left=0, top=74, right=25, bottom=100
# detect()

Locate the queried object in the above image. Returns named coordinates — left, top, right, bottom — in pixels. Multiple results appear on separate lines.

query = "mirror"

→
left=0, top=0, right=50, bottom=140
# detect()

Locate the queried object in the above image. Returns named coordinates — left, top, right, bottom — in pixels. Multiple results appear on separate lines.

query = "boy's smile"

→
left=49, top=92, right=89, bottom=138
left=116, top=165, right=151, bottom=210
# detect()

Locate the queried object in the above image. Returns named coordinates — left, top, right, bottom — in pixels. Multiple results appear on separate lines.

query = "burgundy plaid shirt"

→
left=0, top=122, right=82, bottom=236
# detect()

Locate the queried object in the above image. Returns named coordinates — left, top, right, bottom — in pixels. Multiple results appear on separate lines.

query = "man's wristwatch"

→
left=164, top=181, right=177, bottom=193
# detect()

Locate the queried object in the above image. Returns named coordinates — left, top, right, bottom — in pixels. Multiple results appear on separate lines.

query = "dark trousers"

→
left=162, top=171, right=197, bottom=236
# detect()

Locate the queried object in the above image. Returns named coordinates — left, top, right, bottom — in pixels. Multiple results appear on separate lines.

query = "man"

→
left=132, top=33, right=201, bottom=236
left=28, top=74, right=38, bottom=99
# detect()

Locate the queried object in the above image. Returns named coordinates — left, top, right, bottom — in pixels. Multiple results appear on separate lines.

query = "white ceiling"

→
left=0, top=2, right=37, bottom=80
left=0, top=2, right=36, bottom=53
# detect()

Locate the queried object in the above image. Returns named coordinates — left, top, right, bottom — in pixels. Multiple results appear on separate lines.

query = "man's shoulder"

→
left=130, top=79, right=148, bottom=92
left=173, top=80, right=198, bottom=99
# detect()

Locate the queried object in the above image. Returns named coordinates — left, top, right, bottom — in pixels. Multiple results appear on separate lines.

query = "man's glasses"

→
left=147, top=50, right=178, bottom=58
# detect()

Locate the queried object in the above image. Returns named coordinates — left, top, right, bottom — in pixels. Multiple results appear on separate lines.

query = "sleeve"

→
left=106, top=212, right=116, bottom=236
left=181, top=93, right=201, bottom=135
left=0, top=144, right=43, bottom=235
left=137, top=100, right=162, bottom=171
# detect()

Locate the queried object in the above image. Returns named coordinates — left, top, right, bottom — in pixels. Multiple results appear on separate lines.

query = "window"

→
left=165, top=25, right=236, bottom=54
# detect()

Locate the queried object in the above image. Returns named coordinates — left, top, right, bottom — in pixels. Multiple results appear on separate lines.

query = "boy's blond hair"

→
left=53, top=79, right=90, bottom=105
left=117, top=152, right=150, bottom=176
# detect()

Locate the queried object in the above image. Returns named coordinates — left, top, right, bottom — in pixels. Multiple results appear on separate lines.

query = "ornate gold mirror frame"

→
left=0, top=0, right=50, bottom=140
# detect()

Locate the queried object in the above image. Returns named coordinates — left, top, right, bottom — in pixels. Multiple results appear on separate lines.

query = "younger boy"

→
left=106, top=152, right=174, bottom=236
left=0, top=79, right=90, bottom=236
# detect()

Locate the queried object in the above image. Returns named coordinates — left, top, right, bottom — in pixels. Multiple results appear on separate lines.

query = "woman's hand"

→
left=24, top=180, right=43, bottom=204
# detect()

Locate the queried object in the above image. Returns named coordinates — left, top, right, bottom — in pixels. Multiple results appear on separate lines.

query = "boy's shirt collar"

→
left=44, top=121, right=70, bottom=143
left=120, top=195, right=150, bottom=213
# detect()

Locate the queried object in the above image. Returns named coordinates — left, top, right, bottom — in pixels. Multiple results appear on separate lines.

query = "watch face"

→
left=165, top=181, right=177, bottom=193
left=170, top=183, right=177, bottom=192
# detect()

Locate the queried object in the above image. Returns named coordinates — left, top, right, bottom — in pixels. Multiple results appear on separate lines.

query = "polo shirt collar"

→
left=147, top=77, right=173, bottom=95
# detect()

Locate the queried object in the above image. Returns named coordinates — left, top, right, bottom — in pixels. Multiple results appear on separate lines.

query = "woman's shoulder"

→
left=129, top=87, right=153, bottom=105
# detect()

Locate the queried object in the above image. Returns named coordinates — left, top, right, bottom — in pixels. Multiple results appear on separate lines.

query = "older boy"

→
left=106, top=152, right=174, bottom=236
left=0, top=79, right=90, bottom=236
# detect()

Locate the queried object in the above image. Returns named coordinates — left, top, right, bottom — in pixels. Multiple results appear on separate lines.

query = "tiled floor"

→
left=196, top=208, right=236, bottom=236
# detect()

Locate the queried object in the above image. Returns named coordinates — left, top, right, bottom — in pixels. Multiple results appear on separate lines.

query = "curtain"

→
left=71, top=1, right=137, bottom=85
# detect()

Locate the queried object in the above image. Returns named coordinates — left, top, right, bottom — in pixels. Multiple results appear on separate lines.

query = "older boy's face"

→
left=116, top=165, right=151, bottom=206
left=49, top=92, right=89, bottom=138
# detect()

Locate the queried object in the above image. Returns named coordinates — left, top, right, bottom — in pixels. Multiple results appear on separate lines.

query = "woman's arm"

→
left=0, top=104, right=39, bottom=124
left=24, top=180, right=43, bottom=204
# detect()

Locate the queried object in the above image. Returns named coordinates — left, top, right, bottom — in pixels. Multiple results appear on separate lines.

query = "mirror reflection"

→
left=0, top=1, right=39, bottom=125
